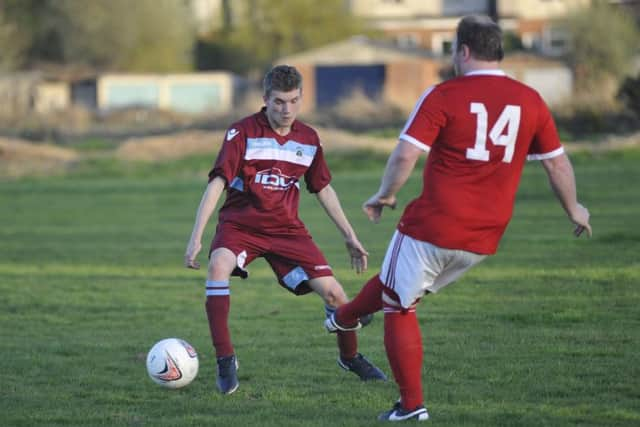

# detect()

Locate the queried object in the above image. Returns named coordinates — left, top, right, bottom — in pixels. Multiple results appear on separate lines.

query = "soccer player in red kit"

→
left=184, top=65, right=386, bottom=395
left=325, top=15, right=592, bottom=421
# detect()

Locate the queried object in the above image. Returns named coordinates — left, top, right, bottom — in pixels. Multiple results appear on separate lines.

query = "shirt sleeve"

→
left=304, top=137, right=332, bottom=193
left=208, top=126, right=245, bottom=184
left=399, top=85, right=445, bottom=151
left=527, top=97, right=564, bottom=161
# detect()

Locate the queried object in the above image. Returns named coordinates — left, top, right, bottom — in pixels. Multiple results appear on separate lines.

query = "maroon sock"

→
left=384, top=310, right=424, bottom=411
left=335, top=274, right=385, bottom=327
left=205, top=294, right=234, bottom=357
left=337, top=330, right=358, bottom=360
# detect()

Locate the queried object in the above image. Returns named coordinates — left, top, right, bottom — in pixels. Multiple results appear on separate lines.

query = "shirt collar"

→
left=464, top=69, right=506, bottom=77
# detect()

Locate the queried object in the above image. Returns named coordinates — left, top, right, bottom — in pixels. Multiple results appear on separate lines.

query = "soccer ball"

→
left=146, top=338, right=199, bottom=389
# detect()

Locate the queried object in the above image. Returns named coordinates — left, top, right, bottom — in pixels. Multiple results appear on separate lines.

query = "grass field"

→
left=1, top=148, right=639, bottom=426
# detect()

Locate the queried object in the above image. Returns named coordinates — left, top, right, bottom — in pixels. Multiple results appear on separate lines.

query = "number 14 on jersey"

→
left=466, top=102, right=521, bottom=163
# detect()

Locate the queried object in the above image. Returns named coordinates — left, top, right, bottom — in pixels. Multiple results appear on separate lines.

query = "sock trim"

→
left=206, top=280, right=230, bottom=296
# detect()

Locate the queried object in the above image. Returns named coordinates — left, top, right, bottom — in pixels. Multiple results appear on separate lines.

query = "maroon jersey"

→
left=398, top=70, right=564, bottom=254
left=209, top=108, right=331, bottom=235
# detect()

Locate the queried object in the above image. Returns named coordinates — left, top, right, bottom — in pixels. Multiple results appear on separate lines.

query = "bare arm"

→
left=315, top=184, right=369, bottom=273
left=363, top=140, right=424, bottom=223
left=541, top=153, right=592, bottom=237
left=184, top=176, right=226, bottom=269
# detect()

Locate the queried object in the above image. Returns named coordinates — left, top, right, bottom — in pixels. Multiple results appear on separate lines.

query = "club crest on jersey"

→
left=255, top=168, right=297, bottom=190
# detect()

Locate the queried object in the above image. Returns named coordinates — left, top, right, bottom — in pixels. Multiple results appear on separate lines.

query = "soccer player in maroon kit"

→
left=184, top=65, right=386, bottom=395
left=325, top=15, right=592, bottom=421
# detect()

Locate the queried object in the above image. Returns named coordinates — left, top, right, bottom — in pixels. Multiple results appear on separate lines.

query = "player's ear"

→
left=461, top=44, right=471, bottom=61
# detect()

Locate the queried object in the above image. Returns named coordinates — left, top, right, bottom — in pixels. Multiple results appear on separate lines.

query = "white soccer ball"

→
left=146, top=338, right=199, bottom=389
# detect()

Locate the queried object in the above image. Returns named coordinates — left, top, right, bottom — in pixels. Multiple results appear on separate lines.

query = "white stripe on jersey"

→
left=399, top=135, right=432, bottom=152
left=245, top=138, right=317, bottom=166
left=527, top=146, right=564, bottom=161
left=398, top=85, right=436, bottom=150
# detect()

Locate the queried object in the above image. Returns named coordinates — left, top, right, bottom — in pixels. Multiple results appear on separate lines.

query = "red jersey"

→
left=209, top=108, right=331, bottom=235
left=398, top=70, right=564, bottom=254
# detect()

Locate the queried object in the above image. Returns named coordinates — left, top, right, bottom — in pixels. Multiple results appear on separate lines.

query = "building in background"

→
left=347, top=0, right=591, bottom=57
left=96, top=72, right=238, bottom=114
left=278, top=36, right=442, bottom=114
left=189, top=0, right=223, bottom=35
left=0, top=71, right=241, bottom=117
left=5, top=0, right=628, bottom=118
left=278, top=36, right=572, bottom=113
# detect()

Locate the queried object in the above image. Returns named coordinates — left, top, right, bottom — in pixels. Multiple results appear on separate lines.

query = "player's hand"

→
left=569, top=203, right=592, bottom=238
left=184, top=240, right=202, bottom=269
left=363, top=193, right=397, bottom=223
left=345, top=236, right=369, bottom=274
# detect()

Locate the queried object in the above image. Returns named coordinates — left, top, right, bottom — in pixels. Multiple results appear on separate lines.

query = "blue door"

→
left=315, top=65, right=385, bottom=107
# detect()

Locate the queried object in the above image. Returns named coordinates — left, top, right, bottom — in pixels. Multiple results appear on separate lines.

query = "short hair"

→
left=263, top=65, right=303, bottom=97
left=456, top=15, right=504, bottom=62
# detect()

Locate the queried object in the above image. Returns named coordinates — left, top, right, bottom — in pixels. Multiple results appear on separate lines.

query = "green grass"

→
left=1, top=148, right=639, bottom=426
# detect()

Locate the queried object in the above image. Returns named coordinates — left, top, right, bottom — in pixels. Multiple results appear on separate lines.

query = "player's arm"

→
left=541, top=153, right=592, bottom=237
left=315, top=184, right=369, bottom=273
left=363, top=140, right=424, bottom=223
left=184, top=176, right=226, bottom=269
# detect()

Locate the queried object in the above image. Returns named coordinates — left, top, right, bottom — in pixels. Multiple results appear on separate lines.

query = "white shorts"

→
left=380, top=230, right=487, bottom=309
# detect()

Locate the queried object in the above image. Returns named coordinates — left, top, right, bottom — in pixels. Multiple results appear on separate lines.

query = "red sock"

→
left=335, top=274, right=384, bottom=327
left=384, top=310, right=424, bottom=411
left=337, top=330, right=358, bottom=359
left=205, top=294, right=234, bottom=357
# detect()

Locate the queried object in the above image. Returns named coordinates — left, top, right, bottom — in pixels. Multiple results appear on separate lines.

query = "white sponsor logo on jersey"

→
left=255, top=168, right=298, bottom=190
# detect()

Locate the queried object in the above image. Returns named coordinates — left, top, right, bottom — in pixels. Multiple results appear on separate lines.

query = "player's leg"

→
left=375, top=232, right=432, bottom=420
left=205, top=247, right=237, bottom=358
left=266, top=233, right=386, bottom=381
left=309, top=275, right=356, bottom=359
left=327, top=231, right=404, bottom=332
left=328, top=273, right=385, bottom=331
left=205, top=247, right=240, bottom=394
left=378, top=232, right=487, bottom=420
left=205, top=224, right=265, bottom=395
left=379, top=292, right=428, bottom=420
left=309, top=276, right=387, bottom=381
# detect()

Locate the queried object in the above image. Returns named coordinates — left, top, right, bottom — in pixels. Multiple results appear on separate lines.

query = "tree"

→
left=0, top=0, right=196, bottom=72
left=198, top=0, right=370, bottom=74
left=0, top=15, right=24, bottom=71
left=564, top=2, right=639, bottom=98
left=618, top=72, right=640, bottom=118
left=0, top=0, right=41, bottom=71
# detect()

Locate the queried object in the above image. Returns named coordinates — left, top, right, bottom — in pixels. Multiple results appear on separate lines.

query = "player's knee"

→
left=309, top=277, right=349, bottom=306
left=207, top=248, right=236, bottom=280
left=323, top=285, right=348, bottom=307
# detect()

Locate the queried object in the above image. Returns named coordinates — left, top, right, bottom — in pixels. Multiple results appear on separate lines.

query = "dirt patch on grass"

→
left=565, top=132, right=640, bottom=153
left=316, top=128, right=397, bottom=152
left=1, top=129, right=639, bottom=179
left=0, top=137, right=79, bottom=178
left=115, top=130, right=225, bottom=162
left=114, top=127, right=396, bottom=163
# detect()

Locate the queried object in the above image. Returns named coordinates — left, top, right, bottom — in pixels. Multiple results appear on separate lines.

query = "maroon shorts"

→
left=210, top=222, right=333, bottom=295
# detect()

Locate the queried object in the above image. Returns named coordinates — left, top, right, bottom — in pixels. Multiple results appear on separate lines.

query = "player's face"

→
left=264, top=89, right=302, bottom=132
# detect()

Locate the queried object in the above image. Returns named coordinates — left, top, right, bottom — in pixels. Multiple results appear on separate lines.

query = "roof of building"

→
left=278, top=36, right=439, bottom=65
